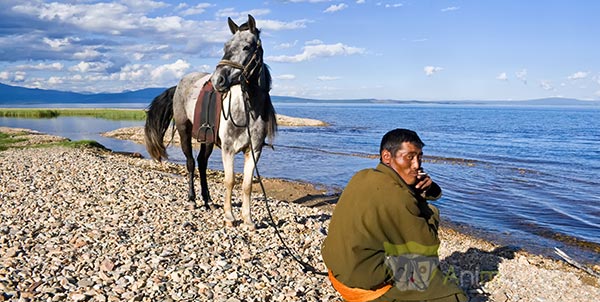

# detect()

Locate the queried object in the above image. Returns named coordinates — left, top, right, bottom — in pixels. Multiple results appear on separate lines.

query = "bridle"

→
left=217, top=38, right=264, bottom=127
left=216, top=38, right=263, bottom=88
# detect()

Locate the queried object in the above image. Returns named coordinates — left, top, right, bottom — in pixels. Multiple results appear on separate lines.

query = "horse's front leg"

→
left=221, top=149, right=235, bottom=227
left=241, top=149, right=259, bottom=230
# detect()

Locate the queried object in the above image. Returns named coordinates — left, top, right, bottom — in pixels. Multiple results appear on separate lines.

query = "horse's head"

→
left=212, top=14, right=264, bottom=93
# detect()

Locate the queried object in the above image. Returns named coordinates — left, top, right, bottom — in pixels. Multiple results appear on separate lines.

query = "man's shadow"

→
left=440, top=246, right=519, bottom=302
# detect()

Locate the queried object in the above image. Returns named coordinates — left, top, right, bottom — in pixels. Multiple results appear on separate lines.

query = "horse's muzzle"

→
left=212, top=74, right=229, bottom=92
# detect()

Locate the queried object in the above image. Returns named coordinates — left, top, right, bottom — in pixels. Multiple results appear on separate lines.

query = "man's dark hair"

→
left=379, top=128, right=425, bottom=159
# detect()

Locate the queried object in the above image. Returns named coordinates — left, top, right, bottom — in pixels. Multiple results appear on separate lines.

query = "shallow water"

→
left=2, top=103, right=599, bottom=264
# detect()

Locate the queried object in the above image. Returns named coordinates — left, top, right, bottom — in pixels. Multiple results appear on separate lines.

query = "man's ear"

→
left=381, top=149, right=392, bottom=165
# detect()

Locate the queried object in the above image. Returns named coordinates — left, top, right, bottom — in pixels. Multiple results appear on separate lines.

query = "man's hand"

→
left=414, top=173, right=432, bottom=191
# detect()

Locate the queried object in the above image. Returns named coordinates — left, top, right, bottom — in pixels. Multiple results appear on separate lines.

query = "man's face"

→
left=381, top=142, right=423, bottom=185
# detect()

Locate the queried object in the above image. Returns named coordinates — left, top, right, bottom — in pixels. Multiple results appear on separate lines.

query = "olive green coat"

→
left=321, top=163, right=464, bottom=301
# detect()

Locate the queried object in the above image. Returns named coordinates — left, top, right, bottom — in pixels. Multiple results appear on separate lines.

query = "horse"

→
left=144, top=14, right=277, bottom=230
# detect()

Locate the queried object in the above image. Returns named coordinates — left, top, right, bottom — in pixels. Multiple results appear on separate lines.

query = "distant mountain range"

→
left=1, top=82, right=599, bottom=106
left=0, top=82, right=167, bottom=104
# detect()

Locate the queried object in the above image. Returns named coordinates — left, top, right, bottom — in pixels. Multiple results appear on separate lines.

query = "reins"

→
left=218, top=49, right=327, bottom=276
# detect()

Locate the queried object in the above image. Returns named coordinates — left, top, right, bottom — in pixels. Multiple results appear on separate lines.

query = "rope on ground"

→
left=243, top=98, right=327, bottom=277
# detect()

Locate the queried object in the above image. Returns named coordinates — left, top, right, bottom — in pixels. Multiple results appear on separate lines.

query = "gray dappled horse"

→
left=144, top=15, right=277, bottom=230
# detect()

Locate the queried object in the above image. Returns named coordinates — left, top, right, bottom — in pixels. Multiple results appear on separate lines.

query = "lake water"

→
left=1, top=103, right=599, bottom=264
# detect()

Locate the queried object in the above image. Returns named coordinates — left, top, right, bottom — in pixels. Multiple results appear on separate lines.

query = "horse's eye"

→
left=243, top=45, right=251, bottom=51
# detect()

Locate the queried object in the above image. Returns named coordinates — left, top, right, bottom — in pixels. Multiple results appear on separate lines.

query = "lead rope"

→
left=240, top=92, right=327, bottom=277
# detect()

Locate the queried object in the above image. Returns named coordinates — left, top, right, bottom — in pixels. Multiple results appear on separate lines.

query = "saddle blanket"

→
left=192, top=79, right=222, bottom=144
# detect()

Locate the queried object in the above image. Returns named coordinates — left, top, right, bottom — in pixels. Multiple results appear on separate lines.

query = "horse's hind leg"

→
left=178, top=121, right=196, bottom=203
left=197, top=143, right=214, bottom=209
left=221, top=150, right=235, bottom=227
left=241, top=149, right=258, bottom=230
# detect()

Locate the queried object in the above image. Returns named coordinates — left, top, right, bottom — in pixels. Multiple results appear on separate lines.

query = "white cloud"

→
left=267, top=43, right=365, bottom=63
left=43, top=37, right=73, bottom=49
left=15, top=62, right=64, bottom=71
left=441, top=6, right=460, bottom=12
left=276, top=74, right=296, bottom=80
left=14, top=71, right=26, bottom=82
left=274, top=41, right=298, bottom=49
left=516, top=69, right=527, bottom=84
left=385, top=3, right=403, bottom=8
left=324, top=4, right=348, bottom=13
left=288, top=0, right=333, bottom=2
left=216, top=8, right=271, bottom=19
left=133, top=53, right=145, bottom=61
left=197, top=64, right=212, bottom=72
left=69, top=61, right=110, bottom=73
left=317, top=76, right=341, bottom=81
left=120, top=0, right=167, bottom=13
left=257, top=19, right=309, bottom=31
left=118, top=64, right=150, bottom=81
left=496, top=72, right=508, bottom=81
left=539, top=80, right=554, bottom=91
left=305, top=39, right=323, bottom=45
left=424, top=66, right=443, bottom=76
left=73, top=48, right=101, bottom=60
left=357, top=0, right=366, bottom=3
left=567, top=71, right=588, bottom=80
left=48, top=76, right=63, bottom=85
left=180, top=3, right=212, bottom=16
left=0, top=71, right=9, bottom=80
left=14, top=1, right=191, bottom=36
left=150, top=59, right=190, bottom=83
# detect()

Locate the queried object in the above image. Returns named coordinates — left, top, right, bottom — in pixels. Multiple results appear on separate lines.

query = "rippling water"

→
left=2, top=103, right=599, bottom=264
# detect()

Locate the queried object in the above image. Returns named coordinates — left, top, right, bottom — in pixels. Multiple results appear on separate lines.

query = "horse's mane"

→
left=257, top=63, right=276, bottom=143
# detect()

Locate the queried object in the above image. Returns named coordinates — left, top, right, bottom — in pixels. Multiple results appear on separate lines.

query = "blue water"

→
left=1, top=103, right=599, bottom=264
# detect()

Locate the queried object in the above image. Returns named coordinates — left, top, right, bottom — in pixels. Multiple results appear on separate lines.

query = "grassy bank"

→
left=0, top=132, right=26, bottom=151
left=0, top=129, right=108, bottom=151
left=0, top=108, right=145, bottom=120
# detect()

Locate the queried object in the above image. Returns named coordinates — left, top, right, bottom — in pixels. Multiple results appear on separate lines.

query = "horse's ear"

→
left=228, top=17, right=238, bottom=34
left=247, top=14, right=256, bottom=33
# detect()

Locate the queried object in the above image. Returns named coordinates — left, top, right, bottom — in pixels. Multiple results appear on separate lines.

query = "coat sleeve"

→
left=423, top=181, right=442, bottom=201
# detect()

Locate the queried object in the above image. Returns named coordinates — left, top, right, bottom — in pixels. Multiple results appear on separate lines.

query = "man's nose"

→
left=412, top=159, right=421, bottom=169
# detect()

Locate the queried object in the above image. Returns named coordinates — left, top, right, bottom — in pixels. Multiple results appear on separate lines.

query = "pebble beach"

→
left=1, top=127, right=599, bottom=302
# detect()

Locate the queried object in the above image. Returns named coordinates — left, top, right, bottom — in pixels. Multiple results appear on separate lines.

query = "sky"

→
left=1, top=0, right=599, bottom=101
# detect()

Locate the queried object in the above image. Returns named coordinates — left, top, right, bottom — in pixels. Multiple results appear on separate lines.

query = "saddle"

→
left=192, top=81, right=223, bottom=144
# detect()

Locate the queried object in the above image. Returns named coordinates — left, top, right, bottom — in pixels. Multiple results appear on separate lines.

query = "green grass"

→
left=0, top=130, right=107, bottom=152
left=0, top=108, right=146, bottom=121
left=0, top=132, right=27, bottom=151
left=32, top=139, right=109, bottom=150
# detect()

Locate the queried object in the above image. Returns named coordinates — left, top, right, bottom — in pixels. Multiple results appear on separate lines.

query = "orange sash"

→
left=328, top=270, right=392, bottom=302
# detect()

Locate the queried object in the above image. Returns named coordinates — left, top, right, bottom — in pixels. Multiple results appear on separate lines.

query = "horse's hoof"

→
left=225, top=220, right=234, bottom=228
left=242, top=221, right=256, bottom=231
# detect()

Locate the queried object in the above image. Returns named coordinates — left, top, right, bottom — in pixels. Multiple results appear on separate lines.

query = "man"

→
left=321, top=129, right=466, bottom=302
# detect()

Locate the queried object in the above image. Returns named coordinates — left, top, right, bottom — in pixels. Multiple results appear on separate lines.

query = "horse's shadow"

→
left=440, top=246, right=519, bottom=301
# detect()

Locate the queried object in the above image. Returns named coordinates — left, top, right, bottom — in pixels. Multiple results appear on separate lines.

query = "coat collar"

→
left=375, top=162, right=417, bottom=196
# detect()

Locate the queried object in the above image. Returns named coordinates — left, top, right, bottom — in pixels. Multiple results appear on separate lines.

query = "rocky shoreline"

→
left=1, top=127, right=599, bottom=302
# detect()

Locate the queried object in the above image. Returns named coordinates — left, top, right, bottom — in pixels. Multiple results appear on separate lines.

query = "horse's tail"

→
left=265, top=94, right=277, bottom=143
left=144, top=86, right=177, bottom=162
